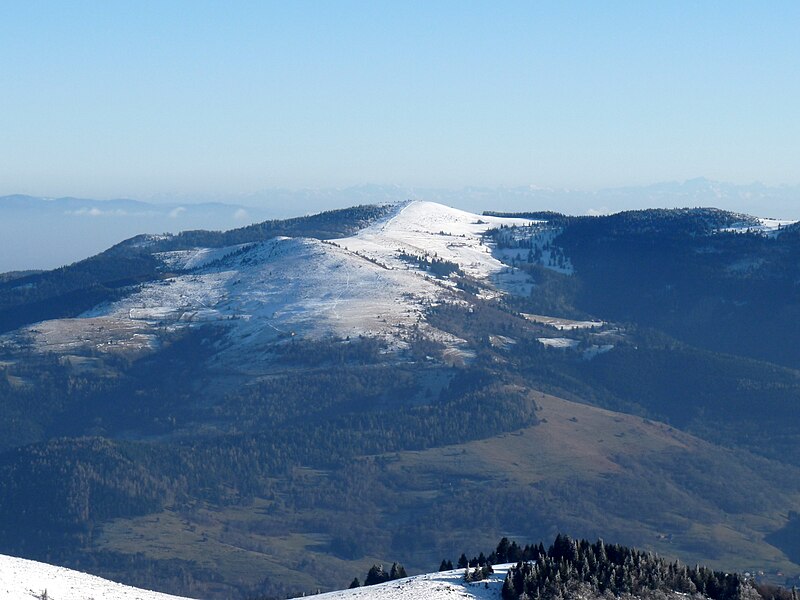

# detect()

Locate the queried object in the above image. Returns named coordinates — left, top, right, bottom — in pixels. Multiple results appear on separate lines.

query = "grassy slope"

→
left=91, top=392, right=800, bottom=597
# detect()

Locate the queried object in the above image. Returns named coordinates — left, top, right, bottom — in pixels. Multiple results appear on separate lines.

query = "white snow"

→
left=0, top=555, right=511, bottom=600
left=522, top=314, right=603, bottom=331
left=157, top=244, right=253, bottom=271
left=0, top=553, right=194, bottom=600
left=73, top=203, right=536, bottom=356
left=9, top=201, right=543, bottom=364
left=85, top=236, right=448, bottom=350
left=334, top=201, right=536, bottom=295
left=490, top=224, right=574, bottom=275
left=537, top=337, right=580, bottom=349
left=293, top=565, right=511, bottom=600
left=719, top=217, right=797, bottom=236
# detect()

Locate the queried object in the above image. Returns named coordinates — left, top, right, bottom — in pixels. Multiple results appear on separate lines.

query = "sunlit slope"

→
left=291, top=566, right=511, bottom=600
left=5, top=201, right=536, bottom=367
left=0, top=553, right=194, bottom=600
left=90, top=392, right=800, bottom=594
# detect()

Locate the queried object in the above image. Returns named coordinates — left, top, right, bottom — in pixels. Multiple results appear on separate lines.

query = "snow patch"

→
left=523, top=314, right=603, bottom=331
left=538, top=337, right=580, bottom=349
left=719, top=217, right=797, bottom=237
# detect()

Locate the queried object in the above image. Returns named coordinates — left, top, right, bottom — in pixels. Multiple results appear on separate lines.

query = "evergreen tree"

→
left=365, top=564, right=388, bottom=586
left=497, top=534, right=752, bottom=600
left=389, top=563, right=407, bottom=580
left=348, top=577, right=360, bottom=589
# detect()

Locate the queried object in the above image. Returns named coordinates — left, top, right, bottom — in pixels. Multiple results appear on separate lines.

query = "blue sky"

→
left=1, top=1, right=798, bottom=199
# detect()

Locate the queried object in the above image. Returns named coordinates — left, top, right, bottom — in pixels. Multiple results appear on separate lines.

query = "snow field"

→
left=0, top=555, right=513, bottom=600
left=719, top=217, right=797, bottom=236
left=293, top=565, right=512, bottom=600
left=81, top=234, right=454, bottom=364
left=522, top=314, right=604, bottom=331
left=334, top=201, right=537, bottom=293
left=537, top=337, right=581, bottom=349
left=0, top=554, right=194, bottom=600
left=9, top=201, right=551, bottom=363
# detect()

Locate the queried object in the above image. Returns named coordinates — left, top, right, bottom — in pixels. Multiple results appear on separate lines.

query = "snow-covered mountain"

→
left=8, top=201, right=541, bottom=369
left=0, top=553, right=193, bottom=600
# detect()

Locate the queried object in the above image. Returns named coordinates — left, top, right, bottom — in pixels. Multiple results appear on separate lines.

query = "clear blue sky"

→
left=1, top=1, right=798, bottom=199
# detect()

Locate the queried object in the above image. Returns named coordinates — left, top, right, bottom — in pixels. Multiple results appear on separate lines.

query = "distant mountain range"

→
left=3, top=179, right=799, bottom=274
left=0, top=195, right=271, bottom=273
left=151, top=178, right=800, bottom=220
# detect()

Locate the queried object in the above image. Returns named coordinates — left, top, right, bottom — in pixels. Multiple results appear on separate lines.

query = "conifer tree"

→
left=389, top=563, right=407, bottom=580
left=365, top=564, right=387, bottom=586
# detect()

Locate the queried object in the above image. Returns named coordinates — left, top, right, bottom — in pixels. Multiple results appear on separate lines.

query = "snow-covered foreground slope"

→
left=0, top=553, right=194, bottom=600
left=293, top=566, right=511, bottom=600
left=2, top=557, right=510, bottom=600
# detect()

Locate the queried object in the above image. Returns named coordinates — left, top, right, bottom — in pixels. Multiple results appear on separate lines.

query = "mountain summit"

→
left=5, top=201, right=539, bottom=371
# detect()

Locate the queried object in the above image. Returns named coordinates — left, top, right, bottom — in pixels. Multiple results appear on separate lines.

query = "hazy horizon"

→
left=3, top=177, right=800, bottom=274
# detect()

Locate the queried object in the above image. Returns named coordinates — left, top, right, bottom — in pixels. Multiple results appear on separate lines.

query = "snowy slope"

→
left=292, top=566, right=511, bottom=600
left=77, top=235, right=460, bottom=358
left=0, top=553, right=194, bottom=600
left=334, top=201, right=536, bottom=294
left=719, top=216, right=797, bottom=236
left=5, top=201, right=542, bottom=363
left=0, top=556, right=510, bottom=600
